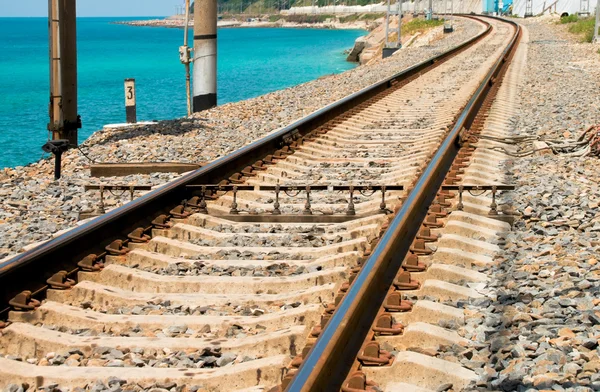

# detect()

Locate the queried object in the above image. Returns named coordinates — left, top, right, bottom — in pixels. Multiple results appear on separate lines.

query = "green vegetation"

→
left=383, top=18, right=445, bottom=47
left=568, top=17, right=596, bottom=42
left=560, top=14, right=596, bottom=42
left=268, top=14, right=336, bottom=22
left=194, top=0, right=400, bottom=15
left=559, top=14, right=579, bottom=23
left=263, top=14, right=444, bottom=30
left=265, top=12, right=383, bottom=24
left=339, top=13, right=382, bottom=23
left=402, top=18, right=444, bottom=35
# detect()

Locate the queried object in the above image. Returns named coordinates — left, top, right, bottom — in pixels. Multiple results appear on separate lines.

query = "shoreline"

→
left=113, top=17, right=375, bottom=31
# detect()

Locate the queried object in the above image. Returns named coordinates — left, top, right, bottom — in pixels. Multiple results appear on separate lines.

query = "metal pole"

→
left=183, top=0, right=192, bottom=116
left=427, top=0, right=433, bottom=19
left=48, top=0, right=61, bottom=139
left=54, top=150, right=62, bottom=180
left=595, top=3, right=600, bottom=43
left=48, top=0, right=79, bottom=146
left=193, top=0, right=218, bottom=112
left=384, top=0, right=390, bottom=47
left=397, top=0, right=401, bottom=48
left=58, top=0, right=79, bottom=146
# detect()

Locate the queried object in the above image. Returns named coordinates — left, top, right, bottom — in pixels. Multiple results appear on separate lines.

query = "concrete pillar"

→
left=594, top=3, right=600, bottom=43
left=384, top=0, right=390, bottom=47
left=193, top=0, right=218, bottom=112
left=48, top=0, right=79, bottom=146
left=397, top=0, right=402, bottom=48
left=48, top=0, right=61, bottom=137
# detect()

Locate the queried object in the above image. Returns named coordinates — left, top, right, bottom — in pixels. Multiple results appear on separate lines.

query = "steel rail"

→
left=0, top=16, right=492, bottom=317
left=286, top=15, right=522, bottom=392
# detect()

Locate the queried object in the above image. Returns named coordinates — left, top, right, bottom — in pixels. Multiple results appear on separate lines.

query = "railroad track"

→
left=0, top=15, right=521, bottom=392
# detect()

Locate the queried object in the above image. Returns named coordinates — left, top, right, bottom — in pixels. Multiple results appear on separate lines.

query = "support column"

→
left=594, top=3, right=600, bottom=43
left=396, top=0, right=402, bottom=48
left=384, top=0, right=390, bottom=47
left=48, top=0, right=79, bottom=146
left=193, top=0, right=218, bottom=112
left=48, top=0, right=61, bottom=138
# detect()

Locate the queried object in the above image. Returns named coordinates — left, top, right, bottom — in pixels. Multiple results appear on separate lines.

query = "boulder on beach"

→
left=346, top=36, right=367, bottom=62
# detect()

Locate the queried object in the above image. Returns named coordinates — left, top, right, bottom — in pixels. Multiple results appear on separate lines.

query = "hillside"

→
left=191, top=0, right=382, bottom=15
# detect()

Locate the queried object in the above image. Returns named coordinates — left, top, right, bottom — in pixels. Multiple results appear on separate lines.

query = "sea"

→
left=0, top=17, right=365, bottom=168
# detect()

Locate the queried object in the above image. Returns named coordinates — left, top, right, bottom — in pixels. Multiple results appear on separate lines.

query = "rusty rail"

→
left=285, top=15, right=522, bottom=392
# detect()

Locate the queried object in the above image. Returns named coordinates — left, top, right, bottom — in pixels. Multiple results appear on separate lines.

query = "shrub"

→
left=402, top=18, right=444, bottom=35
left=567, top=17, right=595, bottom=42
left=560, top=14, right=579, bottom=24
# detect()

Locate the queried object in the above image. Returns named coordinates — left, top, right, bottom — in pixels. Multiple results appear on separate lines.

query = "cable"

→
left=467, top=189, right=487, bottom=197
left=76, top=145, right=97, bottom=163
left=358, top=189, right=377, bottom=197
left=479, top=125, right=600, bottom=158
left=108, top=189, right=127, bottom=197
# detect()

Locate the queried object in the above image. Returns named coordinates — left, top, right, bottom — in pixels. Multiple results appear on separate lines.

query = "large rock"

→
left=346, top=36, right=367, bottom=62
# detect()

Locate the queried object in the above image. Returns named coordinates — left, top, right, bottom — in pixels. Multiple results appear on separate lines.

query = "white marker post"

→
left=124, top=78, right=137, bottom=124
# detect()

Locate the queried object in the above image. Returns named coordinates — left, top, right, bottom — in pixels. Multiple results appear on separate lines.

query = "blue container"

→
left=482, top=0, right=496, bottom=13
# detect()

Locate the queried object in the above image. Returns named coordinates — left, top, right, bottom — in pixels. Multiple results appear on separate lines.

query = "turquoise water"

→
left=0, top=17, right=364, bottom=168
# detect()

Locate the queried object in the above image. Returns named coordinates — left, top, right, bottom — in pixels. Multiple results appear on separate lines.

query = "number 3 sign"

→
left=124, top=79, right=137, bottom=123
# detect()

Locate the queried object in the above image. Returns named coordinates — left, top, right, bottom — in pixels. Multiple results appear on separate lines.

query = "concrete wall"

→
left=512, top=0, right=597, bottom=16
left=283, top=0, right=484, bottom=15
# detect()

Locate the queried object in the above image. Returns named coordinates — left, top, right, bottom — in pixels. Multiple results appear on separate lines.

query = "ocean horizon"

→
left=0, top=17, right=365, bottom=168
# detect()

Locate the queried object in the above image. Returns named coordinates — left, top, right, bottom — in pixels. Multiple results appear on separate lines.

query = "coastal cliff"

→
left=347, top=16, right=446, bottom=64
left=114, top=15, right=372, bottom=30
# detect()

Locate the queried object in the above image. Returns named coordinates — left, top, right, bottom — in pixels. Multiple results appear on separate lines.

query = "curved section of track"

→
left=0, top=15, right=520, bottom=392
left=286, top=16, right=521, bottom=392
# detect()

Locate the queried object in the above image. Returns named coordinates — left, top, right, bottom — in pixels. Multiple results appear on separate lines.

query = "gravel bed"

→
left=188, top=232, right=344, bottom=248
left=452, top=18, right=600, bottom=392
left=0, top=346, right=252, bottom=369
left=140, top=261, right=321, bottom=277
left=186, top=249, right=314, bottom=261
left=272, top=167, right=396, bottom=182
left=365, top=116, right=436, bottom=130
left=4, top=381, right=202, bottom=392
left=207, top=223, right=331, bottom=234
left=0, top=18, right=482, bottom=260
left=26, top=321, right=261, bottom=340
left=302, top=145, right=409, bottom=158
left=84, top=298, right=303, bottom=317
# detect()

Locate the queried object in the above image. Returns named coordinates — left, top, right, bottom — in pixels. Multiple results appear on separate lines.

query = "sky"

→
left=0, top=0, right=185, bottom=17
